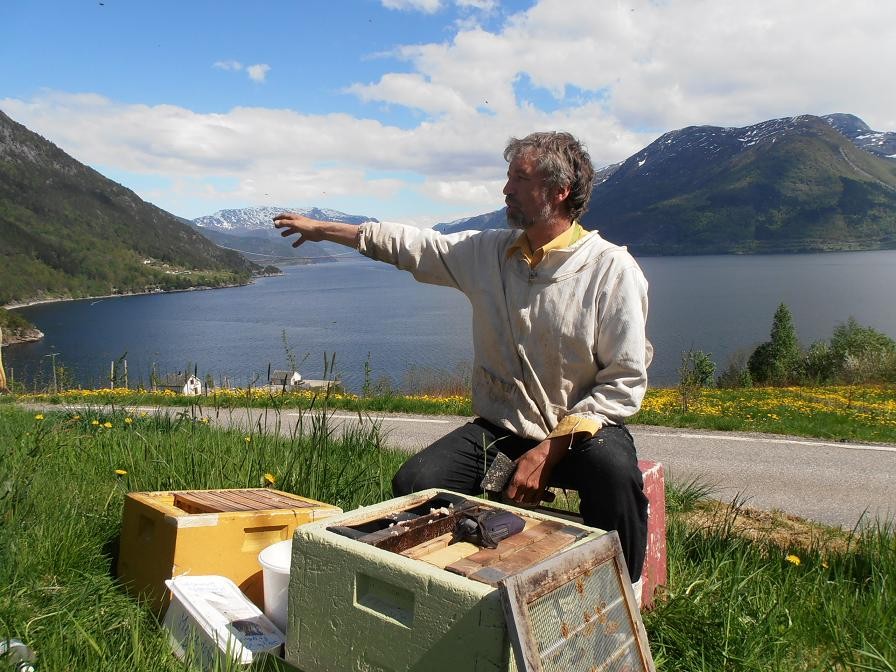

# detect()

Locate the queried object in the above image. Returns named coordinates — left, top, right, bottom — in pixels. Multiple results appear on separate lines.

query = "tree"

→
left=748, top=303, right=802, bottom=385
left=829, top=317, right=896, bottom=383
left=678, top=349, right=716, bottom=411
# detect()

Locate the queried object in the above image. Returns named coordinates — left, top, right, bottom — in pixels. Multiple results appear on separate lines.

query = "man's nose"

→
left=503, top=179, right=512, bottom=196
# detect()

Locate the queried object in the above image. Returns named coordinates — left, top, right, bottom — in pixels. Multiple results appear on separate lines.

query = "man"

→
left=274, top=131, right=651, bottom=582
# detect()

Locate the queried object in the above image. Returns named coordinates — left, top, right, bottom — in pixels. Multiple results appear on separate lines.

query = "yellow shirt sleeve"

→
left=546, top=414, right=602, bottom=440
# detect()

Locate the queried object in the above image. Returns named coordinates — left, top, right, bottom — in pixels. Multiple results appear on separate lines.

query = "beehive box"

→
left=117, top=488, right=341, bottom=614
left=285, top=490, right=605, bottom=672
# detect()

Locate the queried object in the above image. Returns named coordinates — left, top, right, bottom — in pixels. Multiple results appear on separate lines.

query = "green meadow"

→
left=1, top=390, right=894, bottom=670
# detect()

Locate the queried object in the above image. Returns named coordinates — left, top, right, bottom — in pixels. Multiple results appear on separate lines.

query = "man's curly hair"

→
left=504, top=131, right=595, bottom=223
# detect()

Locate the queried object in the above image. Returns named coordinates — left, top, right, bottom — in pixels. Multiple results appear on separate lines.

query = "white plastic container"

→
left=258, top=539, right=293, bottom=632
left=163, top=575, right=284, bottom=670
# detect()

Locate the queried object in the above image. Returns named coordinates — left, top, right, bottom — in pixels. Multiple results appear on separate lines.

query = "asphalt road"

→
left=22, top=403, right=896, bottom=530
left=317, top=411, right=896, bottom=531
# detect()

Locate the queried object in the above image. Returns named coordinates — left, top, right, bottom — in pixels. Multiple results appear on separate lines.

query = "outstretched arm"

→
left=273, top=213, right=360, bottom=249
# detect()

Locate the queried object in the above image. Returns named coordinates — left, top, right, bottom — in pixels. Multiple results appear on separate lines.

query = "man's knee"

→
left=391, top=420, right=505, bottom=497
left=571, top=426, right=641, bottom=486
left=391, top=453, right=437, bottom=496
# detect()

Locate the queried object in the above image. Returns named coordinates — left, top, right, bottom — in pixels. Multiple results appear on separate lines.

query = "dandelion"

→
left=91, top=419, right=100, bottom=426
left=244, top=436, right=252, bottom=443
left=34, top=414, right=45, bottom=421
left=72, top=414, right=81, bottom=421
left=103, top=421, right=113, bottom=429
left=785, top=554, right=801, bottom=566
left=115, top=469, right=128, bottom=476
left=201, top=417, right=210, bottom=424
left=124, top=417, right=133, bottom=424
left=263, top=473, right=277, bottom=486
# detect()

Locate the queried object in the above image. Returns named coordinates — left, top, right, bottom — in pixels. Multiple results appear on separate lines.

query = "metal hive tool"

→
left=499, top=531, right=656, bottom=672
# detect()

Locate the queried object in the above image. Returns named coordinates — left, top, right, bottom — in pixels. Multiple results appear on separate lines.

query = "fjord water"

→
left=7, top=250, right=896, bottom=391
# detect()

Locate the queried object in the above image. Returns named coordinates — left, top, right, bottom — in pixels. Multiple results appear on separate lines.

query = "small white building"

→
left=182, top=375, right=202, bottom=396
left=269, top=370, right=303, bottom=391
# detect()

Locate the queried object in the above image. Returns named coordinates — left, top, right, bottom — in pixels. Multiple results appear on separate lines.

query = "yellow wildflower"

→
left=34, top=414, right=45, bottom=421
left=263, top=473, right=277, bottom=486
left=91, top=419, right=100, bottom=426
left=72, top=414, right=81, bottom=421
left=244, top=436, right=252, bottom=443
left=785, top=554, right=801, bottom=566
left=124, top=417, right=133, bottom=424
left=115, top=469, right=128, bottom=476
left=103, top=421, right=113, bottom=429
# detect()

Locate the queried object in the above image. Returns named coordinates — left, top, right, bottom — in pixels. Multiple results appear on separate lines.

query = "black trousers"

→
left=392, top=418, right=648, bottom=580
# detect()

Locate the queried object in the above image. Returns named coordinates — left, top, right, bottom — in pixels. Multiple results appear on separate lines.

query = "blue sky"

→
left=3, top=0, right=895, bottom=225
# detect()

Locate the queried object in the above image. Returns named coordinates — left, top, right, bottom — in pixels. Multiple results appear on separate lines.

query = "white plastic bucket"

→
left=258, top=539, right=292, bottom=633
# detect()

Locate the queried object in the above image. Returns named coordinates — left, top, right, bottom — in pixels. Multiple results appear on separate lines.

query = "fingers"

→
left=272, top=213, right=303, bottom=229
left=505, top=476, right=542, bottom=506
left=273, top=214, right=308, bottom=247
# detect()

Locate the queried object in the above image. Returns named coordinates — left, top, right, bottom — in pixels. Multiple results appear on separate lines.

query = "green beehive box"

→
left=284, top=490, right=604, bottom=672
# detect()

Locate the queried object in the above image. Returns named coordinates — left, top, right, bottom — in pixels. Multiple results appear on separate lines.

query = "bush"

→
left=802, top=340, right=836, bottom=383
left=748, top=303, right=803, bottom=385
left=716, top=351, right=753, bottom=388
left=677, top=349, right=716, bottom=411
left=829, top=317, right=896, bottom=383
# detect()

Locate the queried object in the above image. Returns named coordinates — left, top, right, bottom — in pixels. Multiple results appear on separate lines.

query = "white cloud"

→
left=456, top=0, right=497, bottom=9
left=381, top=0, right=497, bottom=13
left=213, top=60, right=270, bottom=84
left=213, top=60, right=243, bottom=71
left=347, top=73, right=477, bottom=117
left=381, top=0, right=442, bottom=13
left=360, top=0, right=896, bottom=132
left=246, top=64, right=270, bottom=83
left=4, top=0, right=895, bottom=223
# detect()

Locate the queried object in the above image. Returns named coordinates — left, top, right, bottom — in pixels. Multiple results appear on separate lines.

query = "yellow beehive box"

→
left=117, top=488, right=341, bottom=614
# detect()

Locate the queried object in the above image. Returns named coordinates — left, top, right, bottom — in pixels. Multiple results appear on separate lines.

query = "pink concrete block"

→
left=638, top=459, right=667, bottom=610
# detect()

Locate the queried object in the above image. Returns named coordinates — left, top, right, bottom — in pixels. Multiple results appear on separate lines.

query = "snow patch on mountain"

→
left=193, top=206, right=378, bottom=232
left=823, top=114, right=896, bottom=159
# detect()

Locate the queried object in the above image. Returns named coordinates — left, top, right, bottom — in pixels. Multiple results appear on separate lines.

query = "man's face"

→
left=503, top=152, right=553, bottom=230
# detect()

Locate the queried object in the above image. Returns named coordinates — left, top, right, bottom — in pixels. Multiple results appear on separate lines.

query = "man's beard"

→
left=506, top=198, right=553, bottom=230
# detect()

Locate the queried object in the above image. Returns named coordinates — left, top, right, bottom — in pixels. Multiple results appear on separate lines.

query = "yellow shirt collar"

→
left=506, top=222, right=587, bottom=267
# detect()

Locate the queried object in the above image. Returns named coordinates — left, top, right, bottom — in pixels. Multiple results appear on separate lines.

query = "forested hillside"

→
left=0, top=110, right=259, bottom=309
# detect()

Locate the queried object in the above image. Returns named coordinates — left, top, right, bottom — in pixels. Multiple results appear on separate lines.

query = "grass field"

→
left=1, top=391, right=894, bottom=670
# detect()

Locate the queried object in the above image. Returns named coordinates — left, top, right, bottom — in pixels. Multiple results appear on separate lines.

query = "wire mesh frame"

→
left=498, top=531, right=656, bottom=672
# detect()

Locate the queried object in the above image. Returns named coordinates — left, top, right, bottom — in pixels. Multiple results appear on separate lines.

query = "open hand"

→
left=273, top=213, right=327, bottom=248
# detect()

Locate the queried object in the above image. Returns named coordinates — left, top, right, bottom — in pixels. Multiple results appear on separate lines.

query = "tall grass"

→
left=2, top=404, right=894, bottom=670
left=0, top=404, right=405, bottom=671
left=644, top=477, right=896, bottom=671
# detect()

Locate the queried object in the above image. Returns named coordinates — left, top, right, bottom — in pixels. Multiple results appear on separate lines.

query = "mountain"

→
left=191, top=207, right=379, bottom=263
left=822, top=114, right=896, bottom=159
left=195, top=206, right=374, bottom=234
left=435, top=208, right=507, bottom=235
left=0, top=109, right=259, bottom=312
left=435, top=114, right=896, bottom=255
left=589, top=114, right=896, bottom=254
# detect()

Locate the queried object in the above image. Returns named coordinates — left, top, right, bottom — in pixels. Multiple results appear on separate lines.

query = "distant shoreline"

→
left=2, top=280, right=259, bottom=312
left=1, top=280, right=269, bottom=346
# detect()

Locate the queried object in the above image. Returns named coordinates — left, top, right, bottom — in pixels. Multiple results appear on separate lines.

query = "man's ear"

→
left=551, top=184, right=571, bottom=207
